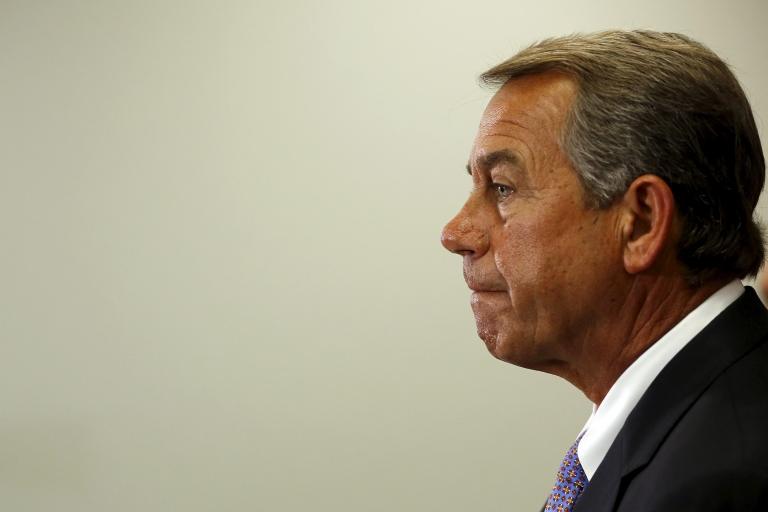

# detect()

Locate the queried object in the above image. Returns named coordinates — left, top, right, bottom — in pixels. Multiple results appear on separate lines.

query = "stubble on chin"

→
left=470, top=292, right=515, bottom=358
left=475, top=321, right=499, bottom=353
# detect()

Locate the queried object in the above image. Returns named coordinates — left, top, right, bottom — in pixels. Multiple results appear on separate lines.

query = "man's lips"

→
left=465, top=280, right=507, bottom=292
left=463, top=267, right=507, bottom=293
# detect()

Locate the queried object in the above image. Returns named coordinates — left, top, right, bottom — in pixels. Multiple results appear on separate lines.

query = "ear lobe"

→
left=620, top=175, right=677, bottom=274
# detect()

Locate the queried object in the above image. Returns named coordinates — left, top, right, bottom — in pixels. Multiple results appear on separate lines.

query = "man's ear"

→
left=619, top=175, right=677, bottom=274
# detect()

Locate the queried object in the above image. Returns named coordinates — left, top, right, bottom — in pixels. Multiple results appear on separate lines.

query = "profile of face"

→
left=441, top=72, right=624, bottom=372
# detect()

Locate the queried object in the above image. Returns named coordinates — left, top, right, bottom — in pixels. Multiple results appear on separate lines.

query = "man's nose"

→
left=440, top=202, right=489, bottom=257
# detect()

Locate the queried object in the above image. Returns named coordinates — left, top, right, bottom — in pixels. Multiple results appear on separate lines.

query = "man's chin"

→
left=476, top=328, right=513, bottom=361
left=478, top=330, right=541, bottom=368
left=477, top=329, right=498, bottom=354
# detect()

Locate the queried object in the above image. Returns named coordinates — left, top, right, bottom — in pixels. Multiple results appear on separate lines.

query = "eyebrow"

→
left=466, top=149, right=521, bottom=175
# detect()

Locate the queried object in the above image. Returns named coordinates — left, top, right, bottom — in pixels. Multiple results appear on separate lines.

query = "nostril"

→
left=442, top=203, right=489, bottom=257
left=442, top=230, right=477, bottom=258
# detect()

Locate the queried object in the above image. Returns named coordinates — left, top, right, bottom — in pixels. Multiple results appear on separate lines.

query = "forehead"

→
left=480, top=72, right=577, bottom=131
left=472, top=72, right=578, bottom=173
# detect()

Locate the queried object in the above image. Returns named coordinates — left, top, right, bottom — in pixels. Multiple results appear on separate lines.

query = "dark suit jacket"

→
left=569, top=287, right=768, bottom=511
left=541, top=288, right=768, bottom=512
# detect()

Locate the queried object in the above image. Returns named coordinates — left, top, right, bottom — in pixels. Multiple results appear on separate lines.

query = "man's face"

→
left=441, top=72, right=623, bottom=371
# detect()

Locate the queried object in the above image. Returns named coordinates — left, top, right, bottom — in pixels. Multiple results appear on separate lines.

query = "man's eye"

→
left=492, top=182, right=515, bottom=199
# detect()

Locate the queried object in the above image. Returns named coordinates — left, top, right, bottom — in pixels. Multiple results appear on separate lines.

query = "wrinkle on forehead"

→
left=478, top=72, right=577, bottom=138
left=477, top=110, right=537, bottom=141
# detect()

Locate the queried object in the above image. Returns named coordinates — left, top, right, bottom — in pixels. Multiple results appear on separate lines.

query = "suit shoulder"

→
left=617, top=340, right=768, bottom=509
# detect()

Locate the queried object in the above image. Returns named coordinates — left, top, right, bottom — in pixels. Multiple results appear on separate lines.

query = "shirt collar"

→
left=577, top=279, right=744, bottom=480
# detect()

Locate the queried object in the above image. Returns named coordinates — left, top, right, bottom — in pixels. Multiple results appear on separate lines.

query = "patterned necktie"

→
left=544, top=434, right=588, bottom=512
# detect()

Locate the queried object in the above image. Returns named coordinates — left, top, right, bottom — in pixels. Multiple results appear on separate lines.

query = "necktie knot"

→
left=544, top=434, right=588, bottom=512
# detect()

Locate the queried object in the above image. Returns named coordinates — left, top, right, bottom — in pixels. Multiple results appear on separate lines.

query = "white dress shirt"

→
left=577, top=279, right=745, bottom=480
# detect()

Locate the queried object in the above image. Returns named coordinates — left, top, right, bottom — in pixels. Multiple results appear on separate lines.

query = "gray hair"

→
left=481, top=30, right=765, bottom=284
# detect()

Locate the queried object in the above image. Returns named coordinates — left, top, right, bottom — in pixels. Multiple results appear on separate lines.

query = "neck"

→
left=563, top=275, right=732, bottom=406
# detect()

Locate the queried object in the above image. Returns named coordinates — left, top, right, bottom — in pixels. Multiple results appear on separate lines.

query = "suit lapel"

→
left=573, top=287, right=768, bottom=512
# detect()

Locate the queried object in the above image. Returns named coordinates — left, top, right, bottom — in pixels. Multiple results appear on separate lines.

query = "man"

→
left=441, top=31, right=768, bottom=511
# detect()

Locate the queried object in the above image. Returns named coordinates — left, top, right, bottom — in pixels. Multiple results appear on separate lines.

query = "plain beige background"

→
left=1, top=1, right=767, bottom=511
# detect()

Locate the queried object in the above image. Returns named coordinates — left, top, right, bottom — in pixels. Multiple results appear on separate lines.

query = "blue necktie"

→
left=544, top=434, right=588, bottom=512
